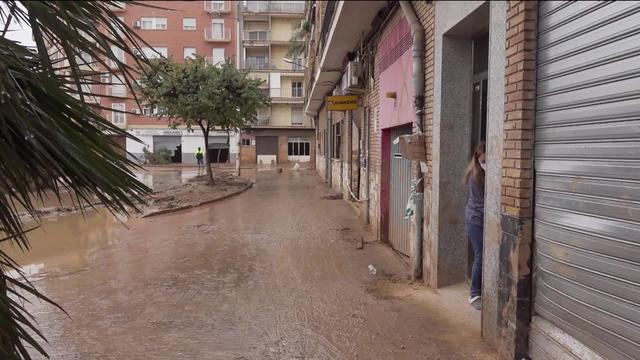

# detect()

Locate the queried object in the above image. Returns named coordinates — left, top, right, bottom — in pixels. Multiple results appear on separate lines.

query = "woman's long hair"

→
left=464, top=142, right=486, bottom=186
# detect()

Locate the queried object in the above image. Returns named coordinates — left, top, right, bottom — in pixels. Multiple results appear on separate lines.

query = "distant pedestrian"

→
left=463, top=142, right=486, bottom=311
left=196, top=147, right=204, bottom=175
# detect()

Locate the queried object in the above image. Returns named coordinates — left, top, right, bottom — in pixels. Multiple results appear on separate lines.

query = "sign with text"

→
left=327, top=95, right=358, bottom=111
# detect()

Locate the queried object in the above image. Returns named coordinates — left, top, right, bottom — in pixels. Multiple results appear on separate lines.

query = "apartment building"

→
left=236, top=0, right=314, bottom=167
left=306, top=1, right=640, bottom=359
left=71, top=1, right=239, bottom=165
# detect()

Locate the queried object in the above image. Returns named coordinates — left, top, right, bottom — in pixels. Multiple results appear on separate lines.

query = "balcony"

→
left=243, top=1, right=305, bottom=14
left=204, top=1, right=231, bottom=14
left=256, top=114, right=270, bottom=125
left=243, top=30, right=270, bottom=43
left=269, top=88, right=304, bottom=103
left=306, top=1, right=387, bottom=116
left=204, top=27, right=231, bottom=42
left=245, top=57, right=269, bottom=70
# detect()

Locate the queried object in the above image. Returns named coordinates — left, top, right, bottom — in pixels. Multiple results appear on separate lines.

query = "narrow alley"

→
left=25, top=170, right=495, bottom=359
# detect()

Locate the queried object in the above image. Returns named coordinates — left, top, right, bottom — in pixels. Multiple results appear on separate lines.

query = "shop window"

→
left=288, top=138, right=310, bottom=156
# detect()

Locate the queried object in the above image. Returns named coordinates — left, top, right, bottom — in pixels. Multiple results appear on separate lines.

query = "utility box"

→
left=398, top=134, right=426, bottom=161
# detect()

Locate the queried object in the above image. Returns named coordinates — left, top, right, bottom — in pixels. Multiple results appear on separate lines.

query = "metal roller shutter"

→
left=531, top=2, right=640, bottom=359
left=389, top=126, right=412, bottom=256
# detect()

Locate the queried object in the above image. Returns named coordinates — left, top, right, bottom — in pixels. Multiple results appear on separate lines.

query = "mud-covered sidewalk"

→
left=26, top=169, right=496, bottom=359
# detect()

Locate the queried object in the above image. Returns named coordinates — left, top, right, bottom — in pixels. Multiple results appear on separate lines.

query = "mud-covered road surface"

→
left=21, top=169, right=496, bottom=359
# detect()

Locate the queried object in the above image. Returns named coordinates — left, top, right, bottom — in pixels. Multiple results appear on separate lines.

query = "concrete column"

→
left=482, top=0, right=507, bottom=348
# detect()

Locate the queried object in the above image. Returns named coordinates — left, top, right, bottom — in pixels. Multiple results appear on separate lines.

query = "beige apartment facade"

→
left=237, top=1, right=314, bottom=167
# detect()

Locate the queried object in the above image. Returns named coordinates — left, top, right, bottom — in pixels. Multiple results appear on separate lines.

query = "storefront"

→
left=126, top=128, right=238, bottom=165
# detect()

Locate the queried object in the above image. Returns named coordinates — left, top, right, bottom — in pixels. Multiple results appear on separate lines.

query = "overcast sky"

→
left=1, top=2, right=36, bottom=47
left=4, top=25, right=35, bottom=46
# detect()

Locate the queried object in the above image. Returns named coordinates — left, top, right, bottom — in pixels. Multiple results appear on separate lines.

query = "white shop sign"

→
left=131, top=129, right=228, bottom=137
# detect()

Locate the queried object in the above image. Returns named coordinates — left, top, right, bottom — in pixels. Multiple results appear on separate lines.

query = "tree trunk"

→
left=201, top=124, right=214, bottom=185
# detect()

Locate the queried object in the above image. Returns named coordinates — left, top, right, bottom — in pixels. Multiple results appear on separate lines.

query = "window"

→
left=183, top=47, right=197, bottom=59
left=333, top=122, right=341, bottom=158
left=140, top=17, right=167, bottom=30
left=292, top=81, right=303, bottom=98
left=111, top=103, right=125, bottom=124
left=208, top=1, right=226, bottom=11
left=110, top=45, right=125, bottom=66
left=212, top=48, right=225, bottom=66
left=291, top=107, right=303, bottom=125
left=182, top=17, right=196, bottom=31
left=110, top=76, right=126, bottom=97
left=140, top=47, right=167, bottom=59
left=241, top=138, right=251, bottom=146
left=142, top=104, right=166, bottom=116
left=288, top=137, right=310, bottom=156
left=211, top=19, right=225, bottom=39
left=292, top=57, right=304, bottom=71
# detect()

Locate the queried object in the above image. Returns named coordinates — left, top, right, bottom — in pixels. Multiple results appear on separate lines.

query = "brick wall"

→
left=498, top=1, right=538, bottom=359
left=501, top=0, right=537, bottom=219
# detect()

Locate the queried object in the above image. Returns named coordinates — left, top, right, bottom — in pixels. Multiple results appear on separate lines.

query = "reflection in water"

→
left=2, top=210, right=126, bottom=280
left=134, top=170, right=199, bottom=191
left=5, top=169, right=205, bottom=280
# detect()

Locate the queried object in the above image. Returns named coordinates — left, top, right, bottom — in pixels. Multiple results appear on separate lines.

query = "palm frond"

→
left=0, top=1, right=164, bottom=358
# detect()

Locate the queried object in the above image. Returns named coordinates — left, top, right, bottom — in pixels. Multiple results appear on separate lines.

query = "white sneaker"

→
left=469, top=296, right=481, bottom=311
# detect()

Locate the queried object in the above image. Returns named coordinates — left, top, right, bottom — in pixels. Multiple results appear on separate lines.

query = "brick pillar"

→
left=498, top=1, right=537, bottom=359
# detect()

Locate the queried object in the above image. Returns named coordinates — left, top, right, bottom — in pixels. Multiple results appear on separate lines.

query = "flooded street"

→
left=14, top=170, right=495, bottom=360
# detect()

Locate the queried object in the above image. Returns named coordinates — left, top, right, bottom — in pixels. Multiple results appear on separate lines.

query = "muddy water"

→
left=4, top=210, right=126, bottom=280
left=17, top=169, right=495, bottom=360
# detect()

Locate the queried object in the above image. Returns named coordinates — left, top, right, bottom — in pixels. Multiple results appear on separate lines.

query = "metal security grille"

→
left=389, top=126, right=413, bottom=256
left=256, top=136, right=278, bottom=155
left=531, top=2, right=640, bottom=359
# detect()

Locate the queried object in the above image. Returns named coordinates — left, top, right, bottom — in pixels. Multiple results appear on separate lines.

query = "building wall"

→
left=270, top=18, right=294, bottom=42
left=270, top=45, right=290, bottom=69
left=102, top=1, right=237, bottom=130
left=497, top=2, right=538, bottom=358
left=271, top=104, right=292, bottom=126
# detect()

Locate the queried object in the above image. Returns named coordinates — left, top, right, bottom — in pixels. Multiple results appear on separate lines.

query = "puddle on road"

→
left=2, top=209, right=127, bottom=280
left=135, top=169, right=199, bottom=191
left=4, top=168, right=252, bottom=280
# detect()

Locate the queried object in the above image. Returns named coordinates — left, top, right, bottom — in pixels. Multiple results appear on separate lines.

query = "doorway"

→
left=467, top=31, right=489, bottom=281
left=386, top=125, right=413, bottom=256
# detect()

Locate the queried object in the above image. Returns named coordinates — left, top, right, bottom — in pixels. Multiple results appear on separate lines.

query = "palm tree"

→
left=0, top=1, right=158, bottom=358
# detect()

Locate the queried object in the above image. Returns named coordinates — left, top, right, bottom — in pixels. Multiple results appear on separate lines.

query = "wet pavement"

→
left=14, top=169, right=496, bottom=359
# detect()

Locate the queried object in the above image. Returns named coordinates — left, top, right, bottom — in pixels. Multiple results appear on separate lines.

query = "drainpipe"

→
left=399, top=1, right=425, bottom=281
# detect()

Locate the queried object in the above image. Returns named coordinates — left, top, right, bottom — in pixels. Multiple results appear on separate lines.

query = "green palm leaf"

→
left=0, top=1, right=163, bottom=358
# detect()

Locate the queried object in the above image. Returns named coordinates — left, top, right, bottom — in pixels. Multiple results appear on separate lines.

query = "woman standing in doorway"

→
left=464, top=142, right=486, bottom=310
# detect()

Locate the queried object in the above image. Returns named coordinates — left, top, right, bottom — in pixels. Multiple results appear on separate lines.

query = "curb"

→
left=141, top=181, right=254, bottom=218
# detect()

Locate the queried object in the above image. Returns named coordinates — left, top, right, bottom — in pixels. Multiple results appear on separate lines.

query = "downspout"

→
left=399, top=1, right=425, bottom=281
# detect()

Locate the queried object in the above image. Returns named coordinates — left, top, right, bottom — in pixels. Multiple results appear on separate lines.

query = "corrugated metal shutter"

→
left=389, top=126, right=412, bottom=256
left=256, top=136, right=278, bottom=155
left=531, top=2, right=640, bottom=360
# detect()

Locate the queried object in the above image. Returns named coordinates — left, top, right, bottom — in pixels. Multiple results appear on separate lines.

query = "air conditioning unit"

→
left=341, top=60, right=364, bottom=94
left=131, top=109, right=138, bottom=114
left=133, top=20, right=141, bottom=28
left=132, top=48, right=142, bottom=56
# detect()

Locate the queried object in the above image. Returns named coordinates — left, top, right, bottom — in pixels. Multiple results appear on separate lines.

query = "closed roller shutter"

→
left=531, top=2, right=640, bottom=360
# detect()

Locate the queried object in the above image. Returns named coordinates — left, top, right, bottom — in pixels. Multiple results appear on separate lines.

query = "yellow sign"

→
left=327, top=95, right=358, bottom=111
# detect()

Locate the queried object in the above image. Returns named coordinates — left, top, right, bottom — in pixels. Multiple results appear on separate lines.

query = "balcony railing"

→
left=204, top=27, right=232, bottom=42
left=243, top=1, right=305, bottom=14
left=256, top=114, right=270, bottom=125
left=243, top=30, right=270, bottom=42
left=245, top=57, right=269, bottom=70
left=204, top=1, right=231, bottom=14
